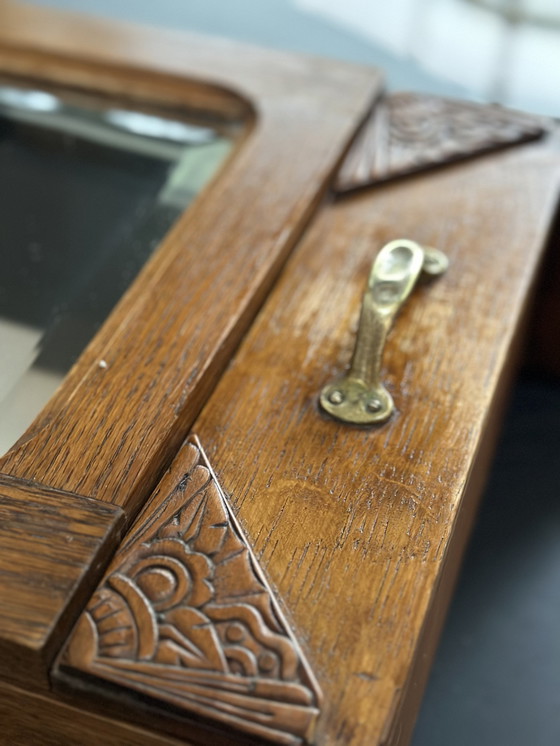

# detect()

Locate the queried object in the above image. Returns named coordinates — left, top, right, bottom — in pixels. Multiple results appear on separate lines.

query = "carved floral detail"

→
left=335, top=92, right=545, bottom=193
left=59, top=438, right=321, bottom=745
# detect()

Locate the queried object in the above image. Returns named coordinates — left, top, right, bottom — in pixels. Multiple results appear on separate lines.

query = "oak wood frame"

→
left=2, top=4, right=560, bottom=746
left=0, top=0, right=381, bottom=693
left=0, top=1, right=381, bottom=512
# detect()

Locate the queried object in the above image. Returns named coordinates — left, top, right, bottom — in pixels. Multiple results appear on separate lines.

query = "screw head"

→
left=366, top=397, right=382, bottom=413
left=328, top=390, right=344, bottom=405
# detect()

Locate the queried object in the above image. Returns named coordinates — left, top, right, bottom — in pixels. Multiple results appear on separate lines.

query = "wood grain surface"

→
left=0, top=475, right=124, bottom=688
left=0, top=679, right=186, bottom=746
left=44, top=136, right=560, bottom=746
left=0, top=2, right=381, bottom=517
left=184, top=137, right=560, bottom=744
left=2, top=6, right=559, bottom=745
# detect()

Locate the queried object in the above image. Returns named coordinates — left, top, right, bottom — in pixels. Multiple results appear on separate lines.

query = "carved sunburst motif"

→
left=59, top=438, right=321, bottom=745
left=335, top=92, right=545, bottom=193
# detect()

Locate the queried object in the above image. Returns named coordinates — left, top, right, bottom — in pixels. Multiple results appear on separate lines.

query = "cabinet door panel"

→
left=54, top=134, right=560, bottom=744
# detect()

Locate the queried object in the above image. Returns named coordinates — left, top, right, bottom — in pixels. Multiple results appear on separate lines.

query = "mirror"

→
left=0, top=80, right=233, bottom=453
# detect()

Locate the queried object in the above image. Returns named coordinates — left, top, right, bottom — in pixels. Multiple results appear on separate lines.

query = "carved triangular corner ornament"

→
left=56, top=437, right=321, bottom=745
left=334, top=92, right=546, bottom=194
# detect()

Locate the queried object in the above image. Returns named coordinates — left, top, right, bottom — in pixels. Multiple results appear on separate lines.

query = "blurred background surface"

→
left=29, top=0, right=560, bottom=116
left=12, top=2, right=560, bottom=744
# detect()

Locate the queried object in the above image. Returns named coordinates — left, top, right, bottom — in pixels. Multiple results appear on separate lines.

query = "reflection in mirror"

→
left=0, top=81, right=234, bottom=454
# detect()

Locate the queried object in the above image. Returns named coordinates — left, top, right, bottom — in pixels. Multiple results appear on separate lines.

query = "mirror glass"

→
left=0, top=81, right=233, bottom=453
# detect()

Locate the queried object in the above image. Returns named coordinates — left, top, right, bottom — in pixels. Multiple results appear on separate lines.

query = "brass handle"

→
left=319, top=239, right=448, bottom=425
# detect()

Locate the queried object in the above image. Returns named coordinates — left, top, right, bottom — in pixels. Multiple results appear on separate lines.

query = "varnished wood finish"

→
left=184, top=138, right=560, bottom=744
left=56, top=437, right=321, bottom=746
left=0, top=475, right=124, bottom=688
left=0, top=2, right=381, bottom=516
left=382, top=359, right=521, bottom=746
left=42, top=137, right=560, bottom=746
left=335, top=92, right=545, bottom=193
left=1, top=5, right=560, bottom=745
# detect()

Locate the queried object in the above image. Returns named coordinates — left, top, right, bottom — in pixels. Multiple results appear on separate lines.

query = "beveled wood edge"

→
left=0, top=3, right=382, bottom=515
left=0, top=678, right=188, bottom=746
left=0, top=474, right=125, bottom=688
left=380, top=328, right=526, bottom=746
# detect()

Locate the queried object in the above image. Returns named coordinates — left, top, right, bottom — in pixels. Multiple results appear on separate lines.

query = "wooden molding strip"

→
left=335, top=92, right=545, bottom=193
left=55, top=437, right=321, bottom=746
left=0, top=475, right=125, bottom=688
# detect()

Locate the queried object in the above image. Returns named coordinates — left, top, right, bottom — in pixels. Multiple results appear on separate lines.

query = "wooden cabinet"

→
left=0, top=3, right=558, bottom=744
